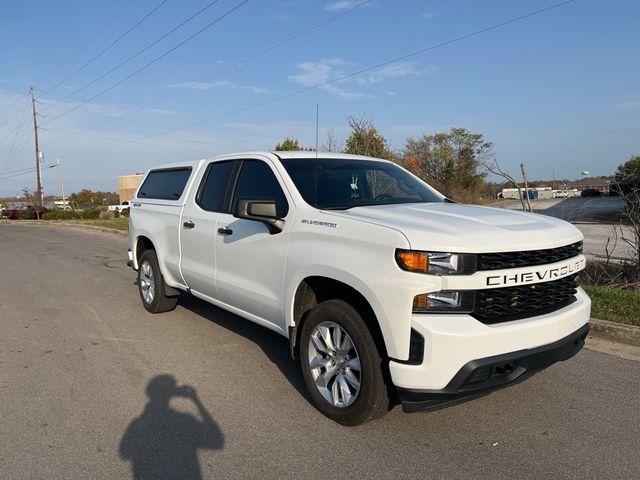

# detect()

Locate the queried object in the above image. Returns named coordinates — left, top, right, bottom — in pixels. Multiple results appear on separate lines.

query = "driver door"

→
left=214, top=158, right=292, bottom=330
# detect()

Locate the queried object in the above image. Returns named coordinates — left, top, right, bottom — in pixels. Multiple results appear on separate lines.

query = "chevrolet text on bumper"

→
left=127, top=151, right=591, bottom=425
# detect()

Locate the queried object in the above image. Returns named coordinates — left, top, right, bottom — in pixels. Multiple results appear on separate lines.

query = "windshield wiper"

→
left=319, top=205, right=352, bottom=210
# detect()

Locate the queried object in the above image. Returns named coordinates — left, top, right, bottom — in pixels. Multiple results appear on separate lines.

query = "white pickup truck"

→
left=127, top=151, right=590, bottom=425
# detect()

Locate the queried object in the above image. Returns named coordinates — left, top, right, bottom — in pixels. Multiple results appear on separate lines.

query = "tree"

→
left=343, top=116, right=395, bottom=160
left=483, top=158, right=528, bottom=211
left=321, top=128, right=343, bottom=153
left=21, top=188, right=41, bottom=219
left=274, top=138, right=301, bottom=151
left=401, top=128, right=491, bottom=202
left=68, top=189, right=119, bottom=207
left=613, top=155, right=640, bottom=268
left=614, top=155, right=640, bottom=192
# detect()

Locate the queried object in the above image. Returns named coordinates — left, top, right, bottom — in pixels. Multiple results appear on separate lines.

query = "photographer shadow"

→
left=119, top=375, right=224, bottom=480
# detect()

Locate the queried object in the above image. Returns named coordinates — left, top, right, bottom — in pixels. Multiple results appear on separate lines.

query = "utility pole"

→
left=30, top=86, right=43, bottom=207
left=55, top=158, right=67, bottom=209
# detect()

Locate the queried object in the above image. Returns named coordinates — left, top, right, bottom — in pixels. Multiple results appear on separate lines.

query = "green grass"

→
left=583, top=285, right=640, bottom=326
left=55, top=217, right=129, bottom=231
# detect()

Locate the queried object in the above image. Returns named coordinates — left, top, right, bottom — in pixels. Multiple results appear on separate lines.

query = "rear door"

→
left=134, top=166, right=193, bottom=287
left=179, top=160, right=237, bottom=298
left=214, top=158, right=292, bottom=329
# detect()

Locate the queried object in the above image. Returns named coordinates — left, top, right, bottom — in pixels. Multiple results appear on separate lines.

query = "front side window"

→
left=232, top=160, right=289, bottom=218
left=280, top=158, right=443, bottom=209
left=138, top=168, right=192, bottom=200
left=197, top=161, right=235, bottom=212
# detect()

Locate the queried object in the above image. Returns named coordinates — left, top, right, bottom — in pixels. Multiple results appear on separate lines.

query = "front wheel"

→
left=137, top=250, right=178, bottom=314
left=299, top=299, right=391, bottom=426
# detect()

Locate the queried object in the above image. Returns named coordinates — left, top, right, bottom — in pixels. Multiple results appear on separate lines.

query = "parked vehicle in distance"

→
left=2, top=206, right=47, bottom=219
left=127, top=152, right=591, bottom=425
left=581, top=188, right=603, bottom=197
left=107, top=201, right=130, bottom=212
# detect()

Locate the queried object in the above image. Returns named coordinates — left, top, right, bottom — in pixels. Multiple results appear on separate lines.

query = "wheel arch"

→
left=288, top=276, right=388, bottom=361
left=135, top=235, right=155, bottom=263
left=134, top=235, right=180, bottom=297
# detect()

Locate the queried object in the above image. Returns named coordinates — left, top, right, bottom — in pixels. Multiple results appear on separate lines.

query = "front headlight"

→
left=413, top=291, right=475, bottom=313
left=395, top=249, right=475, bottom=275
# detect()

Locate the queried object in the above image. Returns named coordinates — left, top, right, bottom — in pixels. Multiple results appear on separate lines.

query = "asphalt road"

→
left=1, top=224, right=639, bottom=480
left=494, top=197, right=636, bottom=261
left=494, top=196, right=624, bottom=221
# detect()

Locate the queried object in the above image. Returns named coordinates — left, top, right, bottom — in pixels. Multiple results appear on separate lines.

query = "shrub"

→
left=99, top=210, right=114, bottom=220
left=113, top=209, right=121, bottom=218
left=18, top=209, right=38, bottom=220
left=42, top=210, right=81, bottom=220
left=81, top=208, right=101, bottom=219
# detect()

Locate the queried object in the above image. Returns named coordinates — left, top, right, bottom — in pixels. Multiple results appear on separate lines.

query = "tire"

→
left=299, top=299, right=391, bottom=426
left=137, top=249, right=178, bottom=314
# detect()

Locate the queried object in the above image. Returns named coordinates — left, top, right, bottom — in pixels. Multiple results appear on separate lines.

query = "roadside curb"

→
left=55, top=222, right=128, bottom=236
left=0, top=220, right=128, bottom=236
left=589, top=318, right=640, bottom=347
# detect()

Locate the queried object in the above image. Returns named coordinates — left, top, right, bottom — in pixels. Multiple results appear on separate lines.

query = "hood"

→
left=327, top=203, right=582, bottom=253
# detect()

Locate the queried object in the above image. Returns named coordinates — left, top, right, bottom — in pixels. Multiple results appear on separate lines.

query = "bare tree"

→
left=483, top=157, right=529, bottom=211
left=21, top=188, right=41, bottom=220
left=613, top=156, right=640, bottom=270
left=321, top=128, right=343, bottom=153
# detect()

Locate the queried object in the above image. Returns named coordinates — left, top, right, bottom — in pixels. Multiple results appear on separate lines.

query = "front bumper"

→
left=389, top=287, right=591, bottom=391
left=397, top=322, right=589, bottom=412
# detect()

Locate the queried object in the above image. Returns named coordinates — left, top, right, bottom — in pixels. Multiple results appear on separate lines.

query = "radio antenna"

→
left=315, top=103, right=319, bottom=157
left=314, top=103, right=319, bottom=207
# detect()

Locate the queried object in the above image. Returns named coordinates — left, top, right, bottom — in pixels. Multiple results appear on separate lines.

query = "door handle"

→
left=217, top=227, right=233, bottom=235
left=183, top=220, right=195, bottom=229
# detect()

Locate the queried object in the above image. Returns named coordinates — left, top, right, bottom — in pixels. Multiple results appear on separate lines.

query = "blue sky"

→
left=0, top=0, right=638, bottom=196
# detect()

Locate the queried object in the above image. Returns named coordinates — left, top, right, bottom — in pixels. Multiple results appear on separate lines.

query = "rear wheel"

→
left=299, top=299, right=391, bottom=426
left=138, top=250, right=178, bottom=313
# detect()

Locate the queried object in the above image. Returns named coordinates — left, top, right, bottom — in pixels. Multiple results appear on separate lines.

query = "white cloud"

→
left=354, top=62, right=432, bottom=85
left=289, top=59, right=433, bottom=100
left=166, top=80, right=267, bottom=94
left=422, top=11, right=437, bottom=19
left=325, top=1, right=371, bottom=13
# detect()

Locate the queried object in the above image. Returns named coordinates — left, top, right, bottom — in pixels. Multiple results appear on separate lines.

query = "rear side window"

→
left=138, top=168, right=192, bottom=200
left=197, top=161, right=235, bottom=212
left=232, top=160, right=289, bottom=218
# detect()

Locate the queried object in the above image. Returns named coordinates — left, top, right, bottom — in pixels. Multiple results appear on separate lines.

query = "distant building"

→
left=118, top=174, right=144, bottom=203
left=567, top=177, right=611, bottom=194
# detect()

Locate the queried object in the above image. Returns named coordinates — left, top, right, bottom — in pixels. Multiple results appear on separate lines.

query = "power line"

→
left=0, top=93, right=30, bottom=130
left=45, top=0, right=371, bottom=147
left=1, top=98, right=33, bottom=172
left=42, top=0, right=223, bottom=112
left=35, top=0, right=139, bottom=88
left=0, top=164, right=55, bottom=181
left=42, top=0, right=250, bottom=127
left=0, top=166, right=42, bottom=177
left=40, top=0, right=170, bottom=96
left=2, top=131, right=36, bottom=174
left=65, top=0, right=577, bottom=157
left=43, top=127, right=215, bottom=155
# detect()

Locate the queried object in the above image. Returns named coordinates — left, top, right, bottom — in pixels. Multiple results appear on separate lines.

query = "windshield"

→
left=279, top=158, right=443, bottom=209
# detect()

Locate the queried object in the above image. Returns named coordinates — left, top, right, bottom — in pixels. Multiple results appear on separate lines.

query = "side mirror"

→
left=233, top=198, right=285, bottom=233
